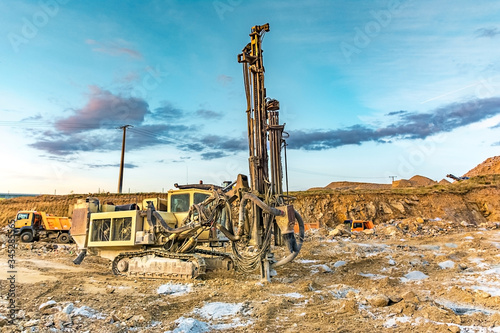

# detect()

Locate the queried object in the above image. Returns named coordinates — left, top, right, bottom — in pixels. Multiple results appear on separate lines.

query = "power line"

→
left=0, top=120, right=168, bottom=140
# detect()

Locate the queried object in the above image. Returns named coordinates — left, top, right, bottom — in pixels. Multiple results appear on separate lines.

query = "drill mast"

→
left=238, top=23, right=289, bottom=280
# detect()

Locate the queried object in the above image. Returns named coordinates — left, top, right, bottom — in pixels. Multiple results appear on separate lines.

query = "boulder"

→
left=329, top=229, right=342, bottom=237
left=365, top=202, right=376, bottom=217
left=23, top=319, right=39, bottom=328
left=383, top=225, right=399, bottom=236
left=368, top=295, right=389, bottom=307
left=390, top=201, right=406, bottom=214
left=362, top=228, right=375, bottom=235
left=336, top=300, right=358, bottom=314
left=53, top=312, right=72, bottom=329
left=39, top=300, right=57, bottom=311
left=379, top=202, right=393, bottom=214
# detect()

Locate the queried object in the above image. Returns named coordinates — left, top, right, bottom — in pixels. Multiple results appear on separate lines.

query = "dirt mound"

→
left=464, top=155, right=500, bottom=177
left=392, top=175, right=437, bottom=188
left=438, top=179, right=451, bottom=185
left=408, top=175, right=437, bottom=186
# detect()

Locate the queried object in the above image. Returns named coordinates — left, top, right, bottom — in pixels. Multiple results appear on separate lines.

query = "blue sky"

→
left=1, top=0, right=499, bottom=194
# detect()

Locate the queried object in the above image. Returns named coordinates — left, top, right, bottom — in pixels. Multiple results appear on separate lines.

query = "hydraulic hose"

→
left=152, top=211, right=195, bottom=234
left=237, top=193, right=284, bottom=236
left=215, top=224, right=240, bottom=242
left=146, top=202, right=196, bottom=234
left=270, top=210, right=305, bottom=269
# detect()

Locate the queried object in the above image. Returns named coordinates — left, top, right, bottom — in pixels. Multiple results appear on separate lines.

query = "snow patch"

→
left=330, top=286, right=359, bottom=299
left=333, top=260, right=347, bottom=268
left=39, top=300, right=56, bottom=310
left=168, top=302, right=253, bottom=332
left=157, top=282, right=192, bottom=296
left=72, top=306, right=106, bottom=319
left=419, top=245, right=440, bottom=251
left=383, top=316, right=412, bottom=328
left=400, top=271, right=428, bottom=282
left=435, top=299, right=494, bottom=315
left=63, top=303, right=74, bottom=314
left=296, top=259, right=318, bottom=264
left=281, top=293, right=304, bottom=299
left=472, top=285, right=500, bottom=297
left=193, top=302, right=244, bottom=320
left=169, top=317, right=210, bottom=333
left=359, top=273, right=387, bottom=280
left=469, top=258, right=490, bottom=269
left=384, top=315, right=500, bottom=332
left=483, top=266, right=500, bottom=275
left=438, top=260, right=455, bottom=269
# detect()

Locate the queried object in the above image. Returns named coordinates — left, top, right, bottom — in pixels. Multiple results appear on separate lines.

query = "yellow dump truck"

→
left=13, top=211, right=71, bottom=243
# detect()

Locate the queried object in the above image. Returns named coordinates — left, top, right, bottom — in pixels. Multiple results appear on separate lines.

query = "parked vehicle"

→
left=13, top=211, right=71, bottom=243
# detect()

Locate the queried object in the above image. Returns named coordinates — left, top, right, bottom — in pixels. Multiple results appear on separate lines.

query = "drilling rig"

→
left=71, top=23, right=304, bottom=282
left=236, top=23, right=304, bottom=280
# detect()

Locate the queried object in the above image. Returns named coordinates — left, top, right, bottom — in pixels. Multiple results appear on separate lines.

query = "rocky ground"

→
left=0, top=219, right=499, bottom=333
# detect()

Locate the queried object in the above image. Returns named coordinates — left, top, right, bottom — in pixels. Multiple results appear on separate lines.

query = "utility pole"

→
left=118, top=125, right=132, bottom=194
left=389, top=175, right=397, bottom=183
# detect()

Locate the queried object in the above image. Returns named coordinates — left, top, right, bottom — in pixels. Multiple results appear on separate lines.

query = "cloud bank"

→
left=287, top=97, right=500, bottom=150
left=86, top=39, right=143, bottom=59
left=475, top=27, right=500, bottom=38
left=30, top=86, right=242, bottom=159
left=30, top=88, right=500, bottom=159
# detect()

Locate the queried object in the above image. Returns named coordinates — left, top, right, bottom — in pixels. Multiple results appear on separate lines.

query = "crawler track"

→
left=112, top=249, right=207, bottom=279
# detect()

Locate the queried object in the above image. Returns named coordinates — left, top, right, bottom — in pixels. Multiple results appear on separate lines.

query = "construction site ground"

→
left=1, top=224, right=499, bottom=333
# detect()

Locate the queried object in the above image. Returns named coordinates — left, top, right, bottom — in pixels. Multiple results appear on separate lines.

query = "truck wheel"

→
left=57, top=233, right=70, bottom=243
left=20, top=232, right=33, bottom=243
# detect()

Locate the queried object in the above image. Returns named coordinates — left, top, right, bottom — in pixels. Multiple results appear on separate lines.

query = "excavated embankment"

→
left=1, top=181, right=498, bottom=228
left=293, top=186, right=500, bottom=227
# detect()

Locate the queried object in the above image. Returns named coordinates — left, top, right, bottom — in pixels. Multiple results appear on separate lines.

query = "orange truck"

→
left=13, top=211, right=71, bottom=243
left=344, top=219, right=374, bottom=232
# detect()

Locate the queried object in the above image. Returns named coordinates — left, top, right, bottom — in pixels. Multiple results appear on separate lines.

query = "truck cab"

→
left=167, top=189, right=211, bottom=224
left=14, top=211, right=40, bottom=242
left=344, top=219, right=374, bottom=232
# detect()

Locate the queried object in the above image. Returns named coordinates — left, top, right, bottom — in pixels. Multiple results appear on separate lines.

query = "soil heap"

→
left=392, top=175, right=437, bottom=188
left=464, top=155, right=500, bottom=177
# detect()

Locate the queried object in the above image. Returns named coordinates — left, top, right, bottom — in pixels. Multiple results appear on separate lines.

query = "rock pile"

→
left=325, top=217, right=499, bottom=241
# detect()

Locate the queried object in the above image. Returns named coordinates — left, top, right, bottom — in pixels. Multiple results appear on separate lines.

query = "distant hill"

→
left=464, top=156, right=500, bottom=177
left=309, top=175, right=441, bottom=191
left=308, top=156, right=500, bottom=191
left=307, top=181, right=391, bottom=191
